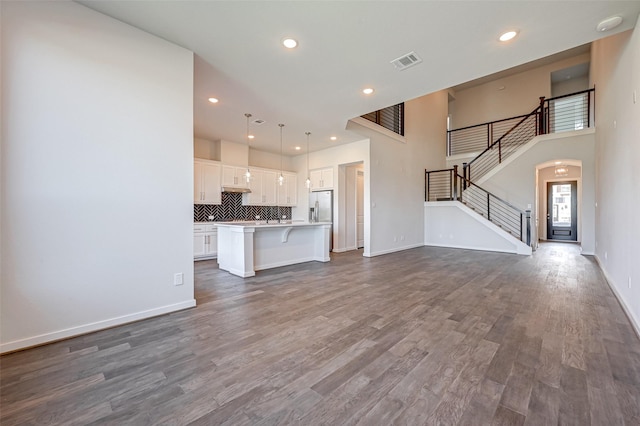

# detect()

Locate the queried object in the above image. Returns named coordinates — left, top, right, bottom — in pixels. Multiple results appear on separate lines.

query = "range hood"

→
left=222, top=186, right=251, bottom=193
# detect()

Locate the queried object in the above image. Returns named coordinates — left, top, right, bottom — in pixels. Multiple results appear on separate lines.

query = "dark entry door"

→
left=547, top=181, right=577, bottom=241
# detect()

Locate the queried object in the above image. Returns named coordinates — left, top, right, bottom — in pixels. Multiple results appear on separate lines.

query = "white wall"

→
left=1, top=2, right=195, bottom=352
left=194, top=137, right=220, bottom=160
left=450, top=53, right=590, bottom=129
left=194, top=137, right=293, bottom=171
left=424, top=202, right=530, bottom=255
left=291, top=139, right=370, bottom=253
left=591, top=24, right=640, bottom=334
left=552, top=76, right=589, bottom=97
left=350, top=90, right=448, bottom=257
left=480, top=131, right=596, bottom=255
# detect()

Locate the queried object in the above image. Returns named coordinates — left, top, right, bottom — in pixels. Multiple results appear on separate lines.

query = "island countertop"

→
left=214, top=220, right=331, bottom=228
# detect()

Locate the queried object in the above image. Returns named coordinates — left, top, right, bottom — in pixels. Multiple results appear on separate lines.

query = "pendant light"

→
left=278, top=124, right=285, bottom=186
left=244, top=113, right=252, bottom=182
left=305, top=132, right=312, bottom=189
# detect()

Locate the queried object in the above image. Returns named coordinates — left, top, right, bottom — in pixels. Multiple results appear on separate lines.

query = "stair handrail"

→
left=456, top=171, right=525, bottom=215
left=446, top=113, right=531, bottom=156
left=464, top=105, right=540, bottom=172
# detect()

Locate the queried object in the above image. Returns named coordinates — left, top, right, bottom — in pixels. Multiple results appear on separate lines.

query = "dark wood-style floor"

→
left=1, top=243, right=639, bottom=425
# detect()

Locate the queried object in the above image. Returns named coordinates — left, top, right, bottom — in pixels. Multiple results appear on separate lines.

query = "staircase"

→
left=425, top=88, right=595, bottom=251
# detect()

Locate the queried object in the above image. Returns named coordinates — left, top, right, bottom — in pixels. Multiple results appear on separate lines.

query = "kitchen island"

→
left=216, top=221, right=331, bottom=277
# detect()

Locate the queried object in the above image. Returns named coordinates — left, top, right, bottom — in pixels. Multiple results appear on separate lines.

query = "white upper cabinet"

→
left=194, top=159, right=221, bottom=205
left=277, top=172, right=298, bottom=207
left=242, top=169, right=277, bottom=206
left=310, top=167, right=333, bottom=190
left=221, top=165, right=249, bottom=188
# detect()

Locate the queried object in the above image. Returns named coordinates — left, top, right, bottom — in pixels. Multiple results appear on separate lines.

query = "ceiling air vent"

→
left=390, top=51, right=422, bottom=71
left=252, top=119, right=266, bottom=125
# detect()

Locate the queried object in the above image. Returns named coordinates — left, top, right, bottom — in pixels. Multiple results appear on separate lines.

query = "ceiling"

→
left=78, top=1, right=640, bottom=155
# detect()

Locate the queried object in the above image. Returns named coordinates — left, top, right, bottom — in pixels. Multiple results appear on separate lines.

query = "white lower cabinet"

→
left=194, top=224, right=217, bottom=260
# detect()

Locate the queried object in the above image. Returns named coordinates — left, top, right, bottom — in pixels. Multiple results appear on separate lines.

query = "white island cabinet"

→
left=216, top=222, right=331, bottom=277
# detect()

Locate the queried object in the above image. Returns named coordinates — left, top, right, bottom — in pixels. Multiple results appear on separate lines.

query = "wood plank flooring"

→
left=2, top=243, right=640, bottom=425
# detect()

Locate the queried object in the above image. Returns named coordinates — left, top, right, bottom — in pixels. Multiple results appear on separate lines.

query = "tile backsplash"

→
left=194, top=192, right=292, bottom=222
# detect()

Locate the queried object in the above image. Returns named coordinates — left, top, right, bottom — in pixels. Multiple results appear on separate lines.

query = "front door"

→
left=547, top=181, right=577, bottom=241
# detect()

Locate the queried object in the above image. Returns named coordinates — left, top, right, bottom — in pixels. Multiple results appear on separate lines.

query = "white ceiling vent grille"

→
left=390, top=51, right=422, bottom=71
left=252, top=119, right=266, bottom=125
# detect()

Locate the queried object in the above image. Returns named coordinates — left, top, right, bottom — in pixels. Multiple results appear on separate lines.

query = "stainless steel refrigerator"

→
left=309, top=190, right=333, bottom=251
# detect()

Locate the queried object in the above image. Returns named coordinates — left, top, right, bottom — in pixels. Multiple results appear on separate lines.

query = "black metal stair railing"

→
left=425, top=166, right=531, bottom=245
left=426, top=89, right=594, bottom=248
left=447, top=89, right=595, bottom=183
left=446, top=113, right=530, bottom=156
left=465, top=108, right=539, bottom=182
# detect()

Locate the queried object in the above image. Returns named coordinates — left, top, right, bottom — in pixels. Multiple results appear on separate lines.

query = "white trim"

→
left=595, top=255, right=640, bottom=339
left=423, top=242, right=520, bottom=255
left=0, top=299, right=196, bottom=354
left=349, top=117, right=406, bottom=144
left=364, top=242, right=424, bottom=257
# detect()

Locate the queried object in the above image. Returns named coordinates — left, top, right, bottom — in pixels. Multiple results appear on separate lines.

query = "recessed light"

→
left=597, top=16, right=623, bottom=32
left=208, top=97, right=219, bottom=103
left=295, top=146, right=301, bottom=150
left=282, top=38, right=298, bottom=49
left=248, top=135, right=255, bottom=140
left=330, top=136, right=337, bottom=141
left=499, top=31, right=518, bottom=42
left=363, top=88, right=374, bottom=95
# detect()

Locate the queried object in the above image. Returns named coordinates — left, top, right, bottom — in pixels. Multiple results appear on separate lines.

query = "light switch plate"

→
left=174, top=273, right=184, bottom=286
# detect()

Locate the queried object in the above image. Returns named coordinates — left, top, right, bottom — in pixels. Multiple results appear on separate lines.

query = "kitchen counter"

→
left=216, top=221, right=331, bottom=277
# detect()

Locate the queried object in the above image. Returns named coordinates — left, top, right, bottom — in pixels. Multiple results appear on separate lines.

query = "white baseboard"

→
left=594, top=255, right=640, bottom=340
left=424, top=242, right=520, bottom=255
left=0, top=299, right=196, bottom=354
left=364, top=243, right=424, bottom=258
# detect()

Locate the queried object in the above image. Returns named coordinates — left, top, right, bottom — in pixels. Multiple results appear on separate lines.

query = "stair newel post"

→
left=425, top=170, right=428, bottom=201
left=487, top=193, right=491, bottom=220
left=538, top=96, right=546, bottom=135
left=452, top=165, right=458, bottom=201
left=462, top=163, right=468, bottom=191
left=525, top=209, right=531, bottom=246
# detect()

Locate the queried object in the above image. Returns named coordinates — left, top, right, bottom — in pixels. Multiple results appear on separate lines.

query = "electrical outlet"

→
left=174, top=273, right=184, bottom=286
left=208, top=215, right=215, bottom=220
left=400, top=235, right=405, bottom=241
left=393, top=236, right=397, bottom=242
left=604, top=251, right=608, bottom=261
left=629, top=276, right=632, bottom=289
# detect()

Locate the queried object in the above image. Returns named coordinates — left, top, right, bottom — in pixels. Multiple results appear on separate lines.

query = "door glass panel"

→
left=552, top=184, right=572, bottom=226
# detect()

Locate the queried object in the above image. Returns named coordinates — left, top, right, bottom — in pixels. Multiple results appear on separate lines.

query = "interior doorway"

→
left=547, top=181, right=577, bottom=241
left=342, top=162, right=364, bottom=251
left=356, top=170, right=364, bottom=248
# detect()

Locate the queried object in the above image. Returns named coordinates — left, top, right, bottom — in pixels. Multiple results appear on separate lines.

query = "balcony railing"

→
left=447, top=88, right=595, bottom=157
